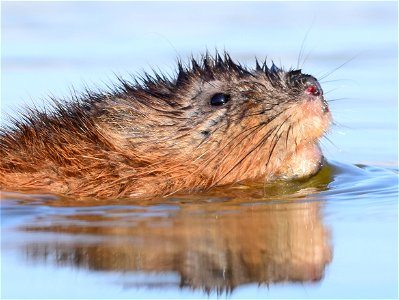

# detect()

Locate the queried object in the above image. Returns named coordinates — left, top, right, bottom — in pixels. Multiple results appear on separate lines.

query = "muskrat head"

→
left=101, top=53, right=332, bottom=189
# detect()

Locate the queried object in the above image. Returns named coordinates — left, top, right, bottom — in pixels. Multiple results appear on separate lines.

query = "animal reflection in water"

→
left=20, top=185, right=332, bottom=293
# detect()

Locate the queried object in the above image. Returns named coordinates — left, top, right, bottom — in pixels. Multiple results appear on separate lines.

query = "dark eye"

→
left=210, top=93, right=230, bottom=106
left=305, top=85, right=321, bottom=96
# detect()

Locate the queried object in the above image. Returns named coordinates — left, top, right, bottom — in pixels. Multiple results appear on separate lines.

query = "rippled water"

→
left=1, top=2, right=398, bottom=299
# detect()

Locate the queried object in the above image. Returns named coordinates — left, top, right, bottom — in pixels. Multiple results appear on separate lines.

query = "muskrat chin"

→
left=257, top=96, right=332, bottom=180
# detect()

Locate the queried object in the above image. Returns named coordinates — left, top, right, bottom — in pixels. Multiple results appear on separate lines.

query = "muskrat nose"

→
left=306, top=85, right=320, bottom=96
left=305, top=81, right=323, bottom=97
left=302, top=75, right=323, bottom=97
left=302, top=77, right=329, bottom=113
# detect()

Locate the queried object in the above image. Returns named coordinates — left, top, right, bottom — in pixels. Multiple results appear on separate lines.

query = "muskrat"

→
left=0, top=52, right=332, bottom=198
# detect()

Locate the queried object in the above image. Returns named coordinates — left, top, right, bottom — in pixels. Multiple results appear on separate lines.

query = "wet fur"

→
left=0, top=52, right=331, bottom=198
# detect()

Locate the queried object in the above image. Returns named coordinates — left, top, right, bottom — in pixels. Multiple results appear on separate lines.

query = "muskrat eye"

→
left=305, top=85, right=320, bottom=96
left=210, top=93, right=230, bottom=106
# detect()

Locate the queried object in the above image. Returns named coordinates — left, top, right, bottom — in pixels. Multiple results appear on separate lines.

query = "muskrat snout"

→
left=301, top=76, right=329, bottom=113
left=304, top=78, right=323, bottom=97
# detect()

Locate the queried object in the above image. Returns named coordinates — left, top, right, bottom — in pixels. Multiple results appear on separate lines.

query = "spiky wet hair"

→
left=115, top=51, right=308, bottom=99
left=2, top=51, right=309, bottom=125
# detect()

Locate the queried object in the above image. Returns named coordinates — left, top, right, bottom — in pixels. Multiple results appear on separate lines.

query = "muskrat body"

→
left=0, top=52, right=331, bottom=198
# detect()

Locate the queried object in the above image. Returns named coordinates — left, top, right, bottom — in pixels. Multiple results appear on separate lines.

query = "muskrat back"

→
left=0, top=52, right=332, bottom=198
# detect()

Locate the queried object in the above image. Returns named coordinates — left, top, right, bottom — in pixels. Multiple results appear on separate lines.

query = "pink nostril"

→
left=306, top=85, right=319, bottom=96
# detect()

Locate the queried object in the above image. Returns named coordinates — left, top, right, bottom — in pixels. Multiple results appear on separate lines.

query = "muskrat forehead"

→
left=190, top=79, right=233, bottom=99
left=169, top=55, right=326, bottom=119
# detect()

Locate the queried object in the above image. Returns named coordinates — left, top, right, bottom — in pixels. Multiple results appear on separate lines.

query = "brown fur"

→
left=0, top=52, right=332, bottom=198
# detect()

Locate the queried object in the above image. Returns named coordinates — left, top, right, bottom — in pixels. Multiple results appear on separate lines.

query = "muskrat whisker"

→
left=296, top=20, right=315, bottom=70
left=285, top=124, right=292, bottom=149
left=326, top=97, right=350, bottom=102
left=265, top=133, right=283, bottom=168
left=194, top=109, right=276, bottom=164
left=210, top=124, right=276, bottom=187
left=205, top=109, right=289, bottom=175
left=324, top=88, right=341, bottom=95
left=320, top=78, right=354, bottom=84
left=263, top=117, right=291, bottom=168
left=322, top=135, right=339, bottom=149
left=211, top=113, right=290, bottom=188
left=289, top=123, right=295, bottom=146
left=197, top=117, right=258, bottom=150
left=300, top=48, right=315, bottom=70
left=319, top=54, right=359, bottom=80
left=196, top=109, right=273, bottom=151
left=331, top=120, right=353, bottom=130
left=204, top=122, right=268, bottom=178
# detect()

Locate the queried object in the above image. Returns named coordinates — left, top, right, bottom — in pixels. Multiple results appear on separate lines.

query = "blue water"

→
left=1, top=2, right=398, bottom=299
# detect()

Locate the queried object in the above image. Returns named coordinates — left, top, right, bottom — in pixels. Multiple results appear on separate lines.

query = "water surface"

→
left=1, top=2, right=398, bottom=299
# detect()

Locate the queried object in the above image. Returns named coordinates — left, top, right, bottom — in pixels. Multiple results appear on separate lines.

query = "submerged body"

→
left=0, top=53, right=332, bottom=198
